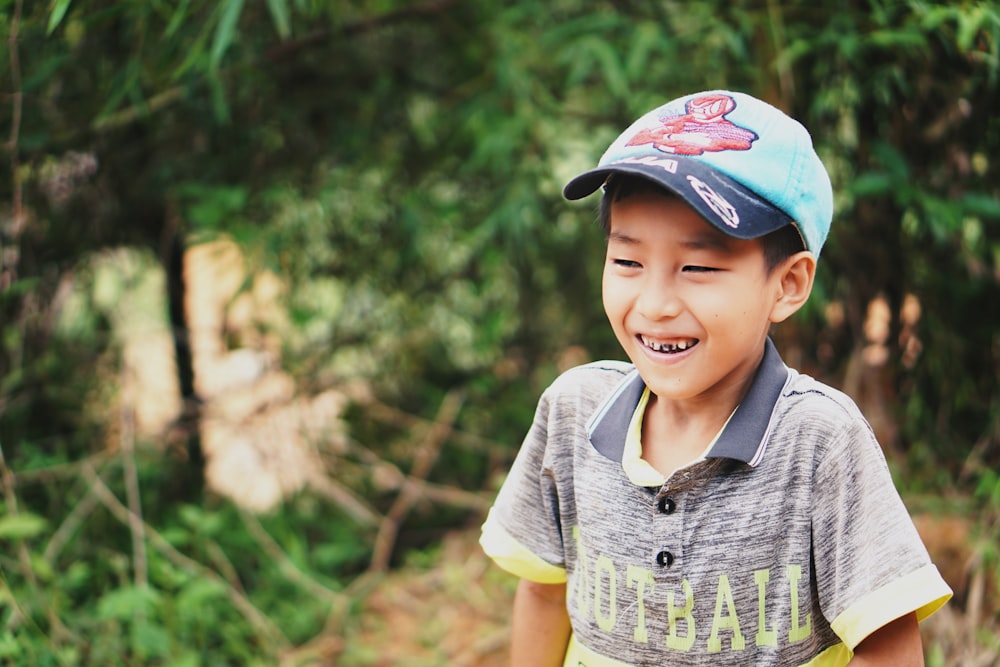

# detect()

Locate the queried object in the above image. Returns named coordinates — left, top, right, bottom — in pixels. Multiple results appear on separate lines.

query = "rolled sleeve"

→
left=480, top=508, right=567, bottom=583
left=830, top=563, right=952, bottom=649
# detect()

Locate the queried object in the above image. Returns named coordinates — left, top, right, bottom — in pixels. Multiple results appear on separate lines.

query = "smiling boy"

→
left=480, top=91, right=951, bottom=666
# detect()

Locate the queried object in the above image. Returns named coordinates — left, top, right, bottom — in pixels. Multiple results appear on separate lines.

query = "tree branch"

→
left=240, top=510, right=342, bottom=604
left=369, top=388, right=464, bottom=572
left=81, top=463, right=290, bottom=651
left=0, top=442, right=35, bottom=633
left=364, top=398, right=503, bottom=455
left=305, top=469, right=380, bottom=527
left=119, top=364, right=148, bottom=590
left=2, top=0, right=24, bottom=292
left=42, top=486, right=99, bottom=564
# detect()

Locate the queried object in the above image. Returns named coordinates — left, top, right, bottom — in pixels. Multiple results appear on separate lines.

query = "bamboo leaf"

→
left=46, top=0, right=72, bottom=35
left=956, top=5, right=986, bottom=52
left=962, top=193, right=1000, bottom=218
left=266, top=0, right=291, bottom=40
left=851, top=172, right=893, bottom=196
left=165, top=0, right=192, bottom=39
left=210, top=0, right=245, bottom=70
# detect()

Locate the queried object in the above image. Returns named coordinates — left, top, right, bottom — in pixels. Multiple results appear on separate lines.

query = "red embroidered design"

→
left=626, top=94, right=758, bottom=156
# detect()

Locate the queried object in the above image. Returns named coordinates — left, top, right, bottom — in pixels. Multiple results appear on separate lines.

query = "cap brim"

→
left=563, top=157, right=793, bottom=242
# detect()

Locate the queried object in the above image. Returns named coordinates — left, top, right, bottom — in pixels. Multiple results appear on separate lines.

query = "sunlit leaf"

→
left=266, top=0, right=291, bottom=40
left=918, top=6, right=957, bottom=31
left=0, top=513, right=47, bottom=540
left=0, top=632, right=21, bottom=660
left=46, top=0, right=72, bottom=35
left=96, top=586, right=162, bottom=621
left=176, top=578, right=227, bottom=611
left=868, top=28, right=927, bottom=50
left=210, top=0, right=245, bottom=69
left=956, top=5, right=986, bottom=52
left=165, top=653, right=200, bottom=667
left=133, top=620, right=172, bottom=659
left=0, top=512, right=48, bottom=540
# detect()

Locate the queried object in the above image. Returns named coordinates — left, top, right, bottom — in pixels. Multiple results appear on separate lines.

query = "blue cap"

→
left=563, top=90, right=833, bottom=256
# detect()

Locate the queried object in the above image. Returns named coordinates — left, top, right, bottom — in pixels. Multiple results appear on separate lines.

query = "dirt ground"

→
left=337, top=529, right=513, bottom=667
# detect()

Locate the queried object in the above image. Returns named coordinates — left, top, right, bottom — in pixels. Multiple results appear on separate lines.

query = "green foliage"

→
left=0, top=457, right=369, bottom=666
left=0, top=512, right=48, bottom=540
left=45, top=0, right=72, bottom=35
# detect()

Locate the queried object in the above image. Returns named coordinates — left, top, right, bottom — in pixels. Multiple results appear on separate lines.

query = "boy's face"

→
left=602, top=191, right=789, bottom=407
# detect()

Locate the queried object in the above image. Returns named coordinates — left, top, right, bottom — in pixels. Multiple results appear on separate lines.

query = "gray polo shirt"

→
left=481, top=339, right=951, bottom=666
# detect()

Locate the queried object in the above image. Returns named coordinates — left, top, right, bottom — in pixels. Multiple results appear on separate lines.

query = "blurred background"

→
left=1, top=1, right=998, bottom=665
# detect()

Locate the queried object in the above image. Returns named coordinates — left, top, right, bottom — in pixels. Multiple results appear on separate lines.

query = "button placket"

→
left=653, top=490, right=680, bottom=570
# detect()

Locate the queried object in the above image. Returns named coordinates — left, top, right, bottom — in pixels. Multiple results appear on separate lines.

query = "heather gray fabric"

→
left=483, top=339, right=950, bottom=665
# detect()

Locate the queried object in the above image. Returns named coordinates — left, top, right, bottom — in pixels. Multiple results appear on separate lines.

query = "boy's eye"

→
left=612, top=258, right=641, bottom=268
left=683, top=265, right=718, bottom=273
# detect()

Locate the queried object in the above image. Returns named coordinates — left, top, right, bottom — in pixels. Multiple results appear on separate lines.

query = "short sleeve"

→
left=479, top=384, right=571, bottom=580
left=479, top=508, right=567, bottom=583
left=810, top=412, right=952, bottom=649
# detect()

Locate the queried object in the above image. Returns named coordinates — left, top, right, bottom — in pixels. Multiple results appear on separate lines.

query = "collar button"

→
left=657, top=496, right=677, bottom=514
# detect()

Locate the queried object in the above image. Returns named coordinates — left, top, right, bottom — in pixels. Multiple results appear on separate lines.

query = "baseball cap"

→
left=563, top=90, right=833, bottom=256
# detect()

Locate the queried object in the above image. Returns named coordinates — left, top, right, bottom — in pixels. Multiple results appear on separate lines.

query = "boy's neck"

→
left=637, top=340, right=768, bottom=478
left=640, top=393, right=739, bottom=478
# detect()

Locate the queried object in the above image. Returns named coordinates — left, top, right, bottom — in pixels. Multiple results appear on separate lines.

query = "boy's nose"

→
left=636, top=280, right=682, bottom=320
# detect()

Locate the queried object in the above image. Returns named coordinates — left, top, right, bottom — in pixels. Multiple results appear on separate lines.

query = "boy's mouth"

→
left=639, top=335, right=698, bottom=354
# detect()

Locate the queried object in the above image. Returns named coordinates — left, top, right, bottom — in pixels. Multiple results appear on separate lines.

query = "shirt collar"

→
left=586, top=337, right=791, bottom=467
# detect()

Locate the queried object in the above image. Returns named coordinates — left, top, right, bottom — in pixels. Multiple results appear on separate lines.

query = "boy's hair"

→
left=598, top=175, right=806, bottom=273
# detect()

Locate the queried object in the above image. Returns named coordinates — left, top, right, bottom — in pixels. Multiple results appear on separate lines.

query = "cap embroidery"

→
left=625, top=93, right=758, bottom=157
left=687, top=175, right=739, bottom=228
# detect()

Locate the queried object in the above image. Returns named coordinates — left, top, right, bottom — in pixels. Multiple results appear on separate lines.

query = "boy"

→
left=480, top=91, right=952, bottom=666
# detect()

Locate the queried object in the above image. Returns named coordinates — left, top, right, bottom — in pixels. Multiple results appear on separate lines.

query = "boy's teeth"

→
left=641, top=336, right=696, bottom=353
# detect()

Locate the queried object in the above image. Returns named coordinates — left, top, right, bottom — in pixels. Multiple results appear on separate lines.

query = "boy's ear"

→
left=770, top=251, right=817, bottom=323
